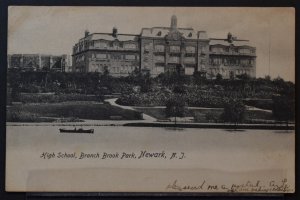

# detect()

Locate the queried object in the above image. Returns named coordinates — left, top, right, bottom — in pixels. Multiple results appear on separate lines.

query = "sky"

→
left=8, top=7, right=295, bottom=82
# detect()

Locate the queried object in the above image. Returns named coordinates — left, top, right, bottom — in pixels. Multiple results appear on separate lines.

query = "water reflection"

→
left=164, top=127, right=185, bottom=132
left=273, top=130, right=294, bottom=134
left=224, top=129, right=247, bottom=133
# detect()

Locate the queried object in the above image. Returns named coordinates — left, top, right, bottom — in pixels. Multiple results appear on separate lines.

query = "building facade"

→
left=72, top=15, right=256, bottom=78
left=8, top=54, right=72, bottom=72
left=208, top=33, right=256, bottom=79
left=72, top=28, right=140, bottom=76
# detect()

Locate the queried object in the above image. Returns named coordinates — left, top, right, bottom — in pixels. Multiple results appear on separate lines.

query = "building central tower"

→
left=171, top=15, right=177, bottom=30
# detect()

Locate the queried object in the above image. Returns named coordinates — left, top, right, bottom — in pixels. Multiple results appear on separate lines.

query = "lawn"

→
left=135, top=107, right=274, bottom=123
left=134, top=108, right=169, bottom=120
left=18, top=93, right=101, bottom=103
left=7, top=101, right=143, bottom=122
left=135, top=107, right=223, bottom=121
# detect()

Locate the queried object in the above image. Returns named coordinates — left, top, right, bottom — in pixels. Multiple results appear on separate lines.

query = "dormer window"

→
left=188, top=32, right=192, bottom=37
left=157, top=31, right=162, bottom=36
left=227, top=32, right=233, bottom=43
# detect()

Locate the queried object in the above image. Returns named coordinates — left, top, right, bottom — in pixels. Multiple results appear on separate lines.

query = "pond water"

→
left=6, top=125, right=295, bottom=192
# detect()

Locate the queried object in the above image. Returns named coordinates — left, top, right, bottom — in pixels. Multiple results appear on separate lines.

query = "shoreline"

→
left=6, top=121, right=294, bottom=130
left=123, top=122, right=294, bottom=130
left=124, top=122, right=295, bottom=130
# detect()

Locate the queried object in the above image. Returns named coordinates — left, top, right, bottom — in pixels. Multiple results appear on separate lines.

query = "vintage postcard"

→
left=6, top=7, right=295, bottom=192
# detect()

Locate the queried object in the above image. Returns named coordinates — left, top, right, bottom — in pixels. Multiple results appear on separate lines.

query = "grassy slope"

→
left=135, top=107, right=274, bottom=123
left=7, top=102, right=142, bottom=122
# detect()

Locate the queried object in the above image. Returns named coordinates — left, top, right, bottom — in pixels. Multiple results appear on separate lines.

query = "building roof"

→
left=198, top=31, right=208, bottom=40
left=79, top=33, right=139, bottom=43
left=209, top=38, right=254, bottom=47
left=141, top=27, right=207, bottom=40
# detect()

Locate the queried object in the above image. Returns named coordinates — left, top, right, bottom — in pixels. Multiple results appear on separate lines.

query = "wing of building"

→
left=7, top=54, right=72, bottom=72
left=72, top=15, right=256, bottom=79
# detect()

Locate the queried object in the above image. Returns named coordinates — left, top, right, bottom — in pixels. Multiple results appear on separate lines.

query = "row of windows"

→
left=186, top=46, right=196, bottom=53
left=74, top=41, right=138, bottom=53
left=184, top=57, right=196, bottom=63
left=74, top=55, right=85, bottom=62
left=154, top=45, right=164, bottom=52
left=155, top=56, right=165, bottom=62
left=150, top=50, right=196, bottom=57
left=199, top=46, right=207, bottom=52
left=185, top=64, right=196, bottom=68
left=209, top=68, right=251, bottom=75
left=93, top=41, right=137, bottom=50
left=149, top=45, right=206, bottom=52
left=169, top=56, right=180, bottom=63
left=154, top=63, right=195, bottom=68
left=170, top=46, right=180, bottom=53
left=149, top=45, right=197, bottom=53
left=209, top=58, right=254, bottom=66
left=155, top=31, right=193, bottom=38
left=210, top=46, right=255, bottom=54
left=155, top=56, right=196, bottom=63
left=110, top=65, right=137, bottom=73
left=75, top=44, right=208, bottom=54
left=76, top=41, right=255, bottom=56
left=199, top=58, right=206, bottom=65
left=154, top=56, right=180, bottom=63
left=91, top=53, right=138, bottom=60
left=90, top=63, right=138, bottom=73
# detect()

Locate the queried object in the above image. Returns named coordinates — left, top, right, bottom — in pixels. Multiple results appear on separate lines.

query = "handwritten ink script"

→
left=40, top=151, right=186, bottom=160
left=166, top=179, right=292, bottom=193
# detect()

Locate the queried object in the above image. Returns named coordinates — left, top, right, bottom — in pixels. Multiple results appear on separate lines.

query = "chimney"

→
left=112, top=27, right=118, bottom=38
left=85, top=30, right=89, bottom=37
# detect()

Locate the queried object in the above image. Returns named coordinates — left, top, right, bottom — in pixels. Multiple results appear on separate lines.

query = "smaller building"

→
left=8, top=54, right=72, bottom=72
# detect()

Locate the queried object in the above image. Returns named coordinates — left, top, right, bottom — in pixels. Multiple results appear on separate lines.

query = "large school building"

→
left=72, top=15, right=256, bottom=79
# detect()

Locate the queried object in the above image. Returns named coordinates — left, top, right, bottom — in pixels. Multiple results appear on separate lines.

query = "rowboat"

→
left=59, top=128, right=94, bottom=134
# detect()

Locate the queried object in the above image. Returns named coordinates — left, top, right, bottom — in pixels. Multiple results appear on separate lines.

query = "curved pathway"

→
left=245, top=105, right=272, bottom=113
left=104, top=98, right=157, bottom=122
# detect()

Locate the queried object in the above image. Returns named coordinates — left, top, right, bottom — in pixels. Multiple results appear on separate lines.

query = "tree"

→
left=272, top=95, right=295, bottom=126
left=193, top=71, right=206, bottom=85
left=8, top=69, right=22, bottom=102
left=129, top=68, right=152, bottom=92
left=103, top=67, right=110, bottom=77
left=165, top=96, right=187, bottom=125
left=10, top=85, right=20, bottom=102
left=236, top=73, right=250, bottom=81
left=215, top=73, right=223, bottom=84
left=229, top=71, right=235, bottom=80
left=100, top=67, right=113, bottom=91
left=236, top=73, right=251, bottom=97
left=140, top=70, right=151, bottom=93
left=264, top=75, right=271, bottom=81
left=173, top=85, right=186, bottom=94
left=221, top=98, right=246, bottom=126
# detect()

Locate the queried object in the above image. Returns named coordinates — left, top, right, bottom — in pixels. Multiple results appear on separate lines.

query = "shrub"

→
left=272, top=95, right=295, bottom=124
left=6, top=110, right=54, bottom=122
left=220, top=98, right=246, bottom=125
left=205, top=111, right=220, bottom=123
left=165, top=96, right=187, bottom=118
